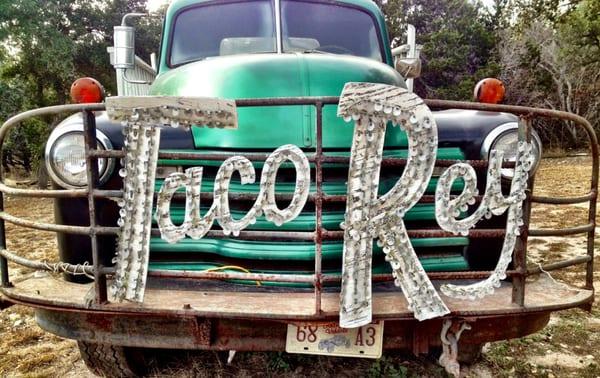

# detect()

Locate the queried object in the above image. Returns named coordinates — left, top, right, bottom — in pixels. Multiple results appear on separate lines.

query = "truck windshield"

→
left=170, top=0, right=276, bottom=67
left=169, top=0, right=383, bottom=67
left=281, top=1, right=382, bottom=61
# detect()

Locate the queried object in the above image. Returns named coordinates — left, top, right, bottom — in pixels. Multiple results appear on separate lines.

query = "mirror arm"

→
left=122, top=13, right=147, bottom=26
left=122, top=69, right=152, bottom=85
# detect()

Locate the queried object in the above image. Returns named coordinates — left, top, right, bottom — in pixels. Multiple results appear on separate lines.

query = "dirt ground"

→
left=1, top=156, right=599, bottom=377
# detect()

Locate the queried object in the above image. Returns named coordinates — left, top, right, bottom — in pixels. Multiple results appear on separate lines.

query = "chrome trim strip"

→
left=44, top=123, right=116, bottom=189
left=275, top=0, right=282, bottom=53
left=480, top=121, right=543, bottom=176
left=480, top=122, right=519, bottom=159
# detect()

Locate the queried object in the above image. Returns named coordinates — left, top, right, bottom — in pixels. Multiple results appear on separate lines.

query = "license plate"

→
left=285, top=321, right=383, bottom=358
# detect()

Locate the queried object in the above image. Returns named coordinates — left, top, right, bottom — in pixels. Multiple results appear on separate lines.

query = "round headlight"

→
left=482, top=123, right=542, bottom=180
left=45, top=125, right=114, bottom=188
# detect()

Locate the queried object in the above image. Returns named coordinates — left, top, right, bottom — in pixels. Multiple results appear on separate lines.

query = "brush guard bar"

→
left=0, top=97, right=597, bottom=317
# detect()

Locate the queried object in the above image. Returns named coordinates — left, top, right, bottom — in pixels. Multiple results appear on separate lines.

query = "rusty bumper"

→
left=1, top=274, right=593, bottom=352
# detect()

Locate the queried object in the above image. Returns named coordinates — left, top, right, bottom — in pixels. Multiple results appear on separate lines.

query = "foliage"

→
left=497, top=0, right=600, bottom=148
left=367, top=356, right=409, bottom=378
left=0, top=0, right=164, bottom=174
left=0, top=0, right=598, bottom=169
left=377, top=0, right=500, bottom=100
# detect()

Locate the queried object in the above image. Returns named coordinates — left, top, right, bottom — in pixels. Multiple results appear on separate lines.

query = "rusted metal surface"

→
left=323, top=271, right=520, bottom=283
left=322, top=229, right=507, bottom=239
left=34, top=308, right=550, bottom=351
left=512, top=117, right=533, bottom=306
left=529, top=223, right=595, bottom=237
left=0, top=172, right=8, bottom=288
left=0, top=248, right=115, bottom=276
left=1, top=275, right=592, bottom=320
left=148, top=269, right=315, bottom=283
left=532, top=191, right=597, bottom=205
left=0, top=249, right=94, bottom=276
left=314, top=101, right=324, bottom=314
left=192, top=317, right=212, bottom=347
left=527, top=255, right=592, bottom=274
left=0, top=211, right=119, bottom=235
left=83, top=110, right=107, bottom=303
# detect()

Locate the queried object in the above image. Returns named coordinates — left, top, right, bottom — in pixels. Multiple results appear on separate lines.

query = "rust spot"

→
left=192, top=318, right=212, bottom=347
left=85, top=313, right=113, bottom=332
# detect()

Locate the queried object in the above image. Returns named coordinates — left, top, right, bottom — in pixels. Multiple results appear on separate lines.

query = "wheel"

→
left=78, top=341, right=147, bottom=377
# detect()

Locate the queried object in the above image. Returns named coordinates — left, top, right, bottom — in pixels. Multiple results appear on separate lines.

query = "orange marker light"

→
left=70, top=77, right=105, bottom=104
left=474, top=78, right=505, bottom=104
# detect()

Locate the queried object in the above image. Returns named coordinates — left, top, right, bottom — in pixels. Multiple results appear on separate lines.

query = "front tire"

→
left=78, top=341, right=147, bottom=377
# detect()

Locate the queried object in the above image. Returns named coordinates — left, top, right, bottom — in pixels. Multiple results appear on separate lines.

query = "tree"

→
left=0, top=0, right=164, bottom=174
left=497, top=0, right=600, bottom=148
left=378, top=0, right=500, bottom=100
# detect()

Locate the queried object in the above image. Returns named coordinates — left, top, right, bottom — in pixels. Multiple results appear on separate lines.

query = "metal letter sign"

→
left=336, top=83, right=449, bottom=327
left=106, top=96, right=238, bottom=301
left=106, top=84, right=534, bottom=327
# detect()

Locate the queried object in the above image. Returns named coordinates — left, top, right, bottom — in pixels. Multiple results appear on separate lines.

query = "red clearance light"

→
left=474, top=78, right=505, bottom=104
left=70, top=77, right=105, bottom=104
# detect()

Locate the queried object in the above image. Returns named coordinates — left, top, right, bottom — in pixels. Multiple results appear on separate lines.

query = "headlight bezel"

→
left=480, top=122, right=542, bottom=180
left=45, top=124, right=115, bottom=189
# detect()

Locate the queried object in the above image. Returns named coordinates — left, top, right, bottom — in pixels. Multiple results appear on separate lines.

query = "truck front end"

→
left=0, top=1, right=596, bottom=377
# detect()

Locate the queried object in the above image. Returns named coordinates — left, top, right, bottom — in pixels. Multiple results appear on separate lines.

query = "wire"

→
left=203, top=265, right=262, bottom=286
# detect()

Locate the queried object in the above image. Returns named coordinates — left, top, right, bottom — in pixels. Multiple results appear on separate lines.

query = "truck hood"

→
left=150, top=53, right=404, bottom=149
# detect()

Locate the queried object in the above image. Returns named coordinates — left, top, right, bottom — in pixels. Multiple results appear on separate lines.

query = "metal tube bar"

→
left=83, top=110, right=107, bottom=304
left=184, top=229, right=315, bottom=241
left=322, top=229, right=506, bottom=239
left=320, top=270, right=519, bottom=283
left=159, top=151, right=312, bottom=162
left=147, top=269, right=316, bottom=283
left=93, top=189, right=124, bottom=198
left=527, top=255, right=592, bottom=275
left=529, top=224, right=595, bottom=237
left=0, top=103, right=102, bottom=287
left=88, top=149, right=125, bottom=158
left=0, top=195, right=8, bottom=287
left=320, top=194, right=483, bottom=204
left=532, top=192, right=596, bottom=205
left=0, top=184, right=122, bottom=199
left=0, top=183, right=88, bottom=198
left=314, top=102, right=324, bottom=314
left=0, top=211, right=118, bottom=235
left=0, top=248, right=95, bottom=275
left=512, top=117, right=533, bottom=306
left=320, top=155, right=496, bottom=168
left=92, top=148, right=494, bottom=170
left=0, top=209, right=510, bottom=241
left=0, top=103, right=105, bottom=150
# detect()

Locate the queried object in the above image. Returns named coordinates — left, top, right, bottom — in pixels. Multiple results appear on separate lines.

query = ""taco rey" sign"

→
left=105, top=82, right=534, bottom=328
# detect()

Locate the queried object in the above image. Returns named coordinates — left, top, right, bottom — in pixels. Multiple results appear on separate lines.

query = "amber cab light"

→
left=70, top=77, right=105, bottom=104
left=474, top=78, right=505, bottom=104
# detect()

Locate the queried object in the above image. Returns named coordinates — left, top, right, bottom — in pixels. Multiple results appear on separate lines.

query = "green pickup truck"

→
left=0, top=0, right=597, bottom=377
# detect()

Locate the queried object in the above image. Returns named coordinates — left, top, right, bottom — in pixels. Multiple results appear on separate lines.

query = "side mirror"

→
left=113, top=25, right=136, bottom=69
left=395, top=53, right=422, bottom=79
left=392, top=25, right=422, bottom=91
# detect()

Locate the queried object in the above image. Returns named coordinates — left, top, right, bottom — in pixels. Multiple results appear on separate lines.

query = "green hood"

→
left=150, top=53, right=406, bottom=149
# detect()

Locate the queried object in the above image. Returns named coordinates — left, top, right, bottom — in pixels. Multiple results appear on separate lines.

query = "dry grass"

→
left=1, top=156, right=599, bottom=377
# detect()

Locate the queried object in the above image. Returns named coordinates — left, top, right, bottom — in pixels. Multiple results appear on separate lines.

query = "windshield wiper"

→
left=299, top=49, right=334, bottom=55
